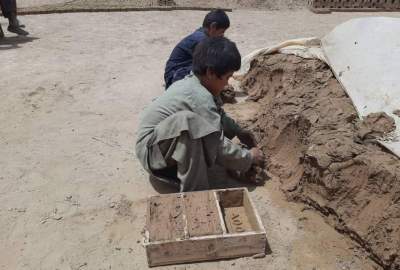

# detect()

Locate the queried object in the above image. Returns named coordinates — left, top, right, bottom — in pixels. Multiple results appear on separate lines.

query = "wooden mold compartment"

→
left=144, top=188, right=267, bottom=267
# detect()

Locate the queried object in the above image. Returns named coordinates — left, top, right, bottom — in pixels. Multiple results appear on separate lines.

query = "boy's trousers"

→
left=149, top=131, right=212, bottom=192
left=0, top=0, right=17, bottom=18
left=144, top=113, right=252, bottom=192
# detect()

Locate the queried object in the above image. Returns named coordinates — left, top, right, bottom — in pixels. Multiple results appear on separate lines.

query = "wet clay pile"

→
left=241, top=54, right=400, bottom=269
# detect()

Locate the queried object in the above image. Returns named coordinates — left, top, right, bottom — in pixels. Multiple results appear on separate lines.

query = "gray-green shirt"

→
left=135, top=75, right=252, bottom=173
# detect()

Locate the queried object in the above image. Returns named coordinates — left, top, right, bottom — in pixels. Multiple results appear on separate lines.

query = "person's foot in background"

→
left=7, top=12, right=28, bottom=36
left=0, top=24, right=4, bottom=38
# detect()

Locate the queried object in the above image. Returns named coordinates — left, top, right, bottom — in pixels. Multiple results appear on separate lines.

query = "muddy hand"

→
left=228, top=166, right=268, bottom=185
left=248, top=165, right=270, bottom=185
left=237, top=129, right=257, bottom=148
left=250, top=147, right=265, bottom=166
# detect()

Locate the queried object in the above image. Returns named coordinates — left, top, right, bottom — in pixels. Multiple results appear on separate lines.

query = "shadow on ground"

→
left=149, top=166, right=265, bottom=194
left=0, top=36, right=39, bottom=50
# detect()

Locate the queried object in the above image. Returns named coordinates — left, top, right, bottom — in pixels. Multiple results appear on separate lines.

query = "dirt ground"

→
left=1, top=8, right=400, bottom=270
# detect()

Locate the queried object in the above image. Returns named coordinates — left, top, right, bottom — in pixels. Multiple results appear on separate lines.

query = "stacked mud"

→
left=241, top=54, right=400, bottom=269
left=17, top=0, right=177, bottom=14
left=18, top=0, right=306, bottom=13
left=58, top=0, right=176, bottom=8
left=174, top=0, right=306, bottom=9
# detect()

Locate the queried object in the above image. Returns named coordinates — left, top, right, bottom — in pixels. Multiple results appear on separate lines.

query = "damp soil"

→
left=240, top=53, right=400, bottom=270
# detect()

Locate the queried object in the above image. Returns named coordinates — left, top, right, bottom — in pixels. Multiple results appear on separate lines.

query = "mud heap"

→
left=174, top=0, right=306, bottom=9
left=241, top=54, right=400, bottom=269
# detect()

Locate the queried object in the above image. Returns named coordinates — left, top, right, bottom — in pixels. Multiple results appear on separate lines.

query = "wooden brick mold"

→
left=144, top=188, right=267, bottom=267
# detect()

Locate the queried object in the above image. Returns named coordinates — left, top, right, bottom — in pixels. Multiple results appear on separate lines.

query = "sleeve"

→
left=191, top=90, right=252, bottom=172
left=214, top=96, right=243, bottom=139
left=220, top=109, right=243, bottom=140
left=216, top=136, right=253, bottom=172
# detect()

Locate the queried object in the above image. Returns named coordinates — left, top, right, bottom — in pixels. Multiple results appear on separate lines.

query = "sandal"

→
left=7, top=25, right=29, bottom=36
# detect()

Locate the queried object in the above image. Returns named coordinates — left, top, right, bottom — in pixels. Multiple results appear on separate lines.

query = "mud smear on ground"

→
left=240, top=54, right=400, bottom=269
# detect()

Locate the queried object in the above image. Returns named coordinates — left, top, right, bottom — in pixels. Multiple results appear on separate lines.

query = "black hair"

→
left=193, top=37, right=241, bottom=78
left=202, top=9, right=230, bottom=30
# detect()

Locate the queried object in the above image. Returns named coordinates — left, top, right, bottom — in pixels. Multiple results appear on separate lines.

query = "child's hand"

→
left=237, top=130, right=257, bottom=148
left=250, top=148, right=265, bottom=166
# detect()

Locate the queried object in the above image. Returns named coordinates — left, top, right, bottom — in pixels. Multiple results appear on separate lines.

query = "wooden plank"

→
left=243, top=189, right=264, bottom=232
left=213, top=191, right=228, bottom=234
left=183, top=191, right=223, bottom=237
left=147, top=194, right=185, bottom=242
left=146, top=233, right=267, bottom=267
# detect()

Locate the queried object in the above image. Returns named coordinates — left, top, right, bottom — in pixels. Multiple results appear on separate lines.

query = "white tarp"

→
left=235, top=17, right=400, bottom=158
left=322, top=17, right=400, bottom=156
left=235, top=37, right=325, bottom=78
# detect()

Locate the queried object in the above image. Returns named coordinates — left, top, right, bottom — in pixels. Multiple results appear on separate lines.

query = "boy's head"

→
left=202, top=9, right=230, bottom=37
left=193, top=37, right=241, bottom=96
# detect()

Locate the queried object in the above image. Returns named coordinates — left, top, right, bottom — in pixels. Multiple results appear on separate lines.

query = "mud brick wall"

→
left=308, top=0, right=400, bottom=9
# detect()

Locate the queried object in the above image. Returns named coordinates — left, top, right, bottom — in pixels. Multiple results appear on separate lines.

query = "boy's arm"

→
left=214, top=96, right=242, bottom=139
left=192, top=94, right=257, bottom=172
left=191, top=103, right=252, bottom=171
left=220, top=107, right=242, bottom=139
left=216, top=136, right=253, bottom=172
left=215, top=96, right=257, bottom=148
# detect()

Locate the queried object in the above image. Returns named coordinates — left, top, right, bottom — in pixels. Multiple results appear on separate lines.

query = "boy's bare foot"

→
left=7, top=25, right=29, bottom=36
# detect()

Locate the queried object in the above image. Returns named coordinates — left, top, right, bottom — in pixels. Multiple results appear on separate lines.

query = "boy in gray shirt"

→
left=136, top=37, right=264, bottom=192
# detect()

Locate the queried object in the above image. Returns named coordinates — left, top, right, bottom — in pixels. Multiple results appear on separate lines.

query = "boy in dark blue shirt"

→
left=164, top=9, right=230, bottom=89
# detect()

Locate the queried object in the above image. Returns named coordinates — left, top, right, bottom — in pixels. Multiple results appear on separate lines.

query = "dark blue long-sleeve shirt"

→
left=164, top=27, right=207, bottom=89
left=0, top=0, right=17, bottom=18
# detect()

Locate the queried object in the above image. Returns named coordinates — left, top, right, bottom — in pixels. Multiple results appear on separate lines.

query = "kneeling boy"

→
left=136, top=37, right=264, bottom=192
left=164, top=9, right=230, bottom=89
